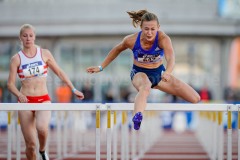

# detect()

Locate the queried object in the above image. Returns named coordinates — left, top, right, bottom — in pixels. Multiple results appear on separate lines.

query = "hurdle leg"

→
left=121, top=111, right=127, bottom=160
left=71, top=111, right=78, bottom=153
left=12, top=114, right=16, bottom=153
left=227, top=105, right=232, bottom=160
left=56, top=111, right=62, bottom=159
left=212, top=112, right=217, bottom=160
left=107, top=106, right=112, bottom=160
left=125, top=112, right=129, bottom=160
left=7, top=111, right=11, bottom=160
left=113, top=111, right=118, bottom=160
left=217, top=111, right=224, bottom=160
left=96, top=105, right=101, bottom=160
left=131, top=126, right=136, bottom=159
left=16, top=116, right=21, bottom=160
left=63, top=111, right=68, bottom=157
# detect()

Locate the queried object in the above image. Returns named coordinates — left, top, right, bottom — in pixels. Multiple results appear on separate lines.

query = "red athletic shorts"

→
left=18, top=94, right=51, bottom=103
left=18, top=94, right=51, bottom=114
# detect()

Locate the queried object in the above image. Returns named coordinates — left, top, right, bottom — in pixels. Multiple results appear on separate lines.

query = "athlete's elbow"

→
left=7, top=82, right=13, bottom=92
left=7, top=83, right=10, bottom=91
left=54, top=69, right=64, bottom=78
left=57, top=70, right=68, bottom=82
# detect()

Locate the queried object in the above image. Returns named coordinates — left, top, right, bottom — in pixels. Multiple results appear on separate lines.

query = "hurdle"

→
left=7, top=111, right=11, bottom=160
left=0, top=103, right=239, bottom=160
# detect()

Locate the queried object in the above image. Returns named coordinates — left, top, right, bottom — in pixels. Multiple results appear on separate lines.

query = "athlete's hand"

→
left=73, top=90, right=84, bottom=100
left=161, top=72, right=171, bottom=82
left=18, top=93, right=28, bottom=103
left=86, top=66, right=101, bottom=74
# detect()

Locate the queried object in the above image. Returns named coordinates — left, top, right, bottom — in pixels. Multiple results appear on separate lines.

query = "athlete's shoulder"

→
left=10, top=53, right=20, bottom=66
left=158, top=30, right=169, bottom=39
left=41, top=48, right=53, bottom=58
left=158, top=30, right=173, bottom=50
left=122, top=33, right=138, bottom=48
left=41, top=48, right=54, bottom=63
left=125, top=32, right=138, bottom=39
left=41, top=48, right=51, bottom=54
left=158, top=30, right=172, bottom=44
left=11, top=53, right=20, bottom=60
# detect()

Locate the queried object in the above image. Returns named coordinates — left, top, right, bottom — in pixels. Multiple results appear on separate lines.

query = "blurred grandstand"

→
left=0, top=0, right=240, bottom=103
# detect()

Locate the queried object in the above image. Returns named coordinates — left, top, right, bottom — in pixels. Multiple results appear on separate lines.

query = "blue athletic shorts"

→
left=130, top=64, right=166, bottom=88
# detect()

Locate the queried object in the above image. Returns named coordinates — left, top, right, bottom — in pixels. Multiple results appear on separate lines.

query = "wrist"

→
left=164, top=70, right=171, bottom=74
left=72, top=88, right=77, bottom=93
left=17, top=93, right=23, bottom=98
left=98, top=65, right=103, bottom=72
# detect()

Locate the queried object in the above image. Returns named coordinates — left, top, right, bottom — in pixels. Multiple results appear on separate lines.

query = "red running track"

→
left=0, top=129, right=238, bottom=160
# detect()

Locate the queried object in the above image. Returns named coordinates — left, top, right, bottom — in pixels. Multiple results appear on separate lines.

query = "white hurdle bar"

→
left=0, top=103, right=239, bottom=160
left=0, top=103, right=235, bottom=111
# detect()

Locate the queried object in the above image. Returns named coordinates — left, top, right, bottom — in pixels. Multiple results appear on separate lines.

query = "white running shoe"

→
left=39, top=151, right=49, bottom=160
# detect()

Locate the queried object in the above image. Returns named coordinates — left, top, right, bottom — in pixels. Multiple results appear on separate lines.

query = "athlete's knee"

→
left=26, top=142, right=36, bottom=154
left=38, top=129, right=48, bottom=137
left=37, top=127, right=48, bottom=138
left=139, top=84, right=151, bottom=95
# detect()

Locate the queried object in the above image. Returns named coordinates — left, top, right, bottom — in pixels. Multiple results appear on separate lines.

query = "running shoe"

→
left=132, top=112, right=143, bottom=130
left=39, top=151, right=49, bottom=160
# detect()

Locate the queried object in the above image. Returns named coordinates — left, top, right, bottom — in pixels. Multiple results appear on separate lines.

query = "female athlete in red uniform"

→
left=7, top=24, right=84, bottom=160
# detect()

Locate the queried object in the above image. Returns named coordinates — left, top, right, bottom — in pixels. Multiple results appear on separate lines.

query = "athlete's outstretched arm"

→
left=159, top=32, right=175, bottom=82
left=43, top=49, right=84, bottom=99
left=86, top=37, right=129, bottom=73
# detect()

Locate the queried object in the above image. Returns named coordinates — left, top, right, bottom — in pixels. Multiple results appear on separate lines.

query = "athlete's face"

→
left=141, top=20, right=159, bottom=42
left=20, top=28, right=35, bottom=48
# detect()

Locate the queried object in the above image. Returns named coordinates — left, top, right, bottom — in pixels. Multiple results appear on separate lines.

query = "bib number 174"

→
left=28, top=67, right=40, bottom=75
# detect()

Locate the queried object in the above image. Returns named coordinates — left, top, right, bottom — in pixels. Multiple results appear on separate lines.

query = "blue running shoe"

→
left=132, top=112, right=143, bottom=130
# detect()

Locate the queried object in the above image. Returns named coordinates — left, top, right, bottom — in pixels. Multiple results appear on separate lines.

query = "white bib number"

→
left=23, top=65, right=44, bottom=78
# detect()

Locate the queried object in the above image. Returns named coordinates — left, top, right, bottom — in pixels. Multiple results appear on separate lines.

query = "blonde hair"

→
left=19, top=24, right=36, bottom=36
left=127, top=9, right=159, bottom=28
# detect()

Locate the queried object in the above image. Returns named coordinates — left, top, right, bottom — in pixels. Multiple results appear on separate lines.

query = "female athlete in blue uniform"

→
left=86, top=10, right=200, bottom=130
